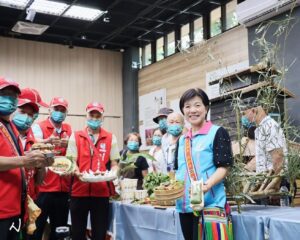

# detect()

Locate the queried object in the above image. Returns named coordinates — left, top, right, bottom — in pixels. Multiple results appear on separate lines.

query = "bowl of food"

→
left=49, top=157, right=74, bottom=175
left=31, top=143, right=56, bottom=162
left=31, top=143, right=54, bottom=151
left=81, top=170, right=117, bottom=182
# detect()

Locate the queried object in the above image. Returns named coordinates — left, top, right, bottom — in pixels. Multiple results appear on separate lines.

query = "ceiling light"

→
left=12, top=21, right=49, bottom=35
left=63, top=5, right=104, bottom=21
left=28, top=0, right=69, bottom=16
left=0, top=0, right=30, bottom=9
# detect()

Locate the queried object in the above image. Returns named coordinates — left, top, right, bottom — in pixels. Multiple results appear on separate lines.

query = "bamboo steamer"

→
left=154, top=186, right=184, bottom=201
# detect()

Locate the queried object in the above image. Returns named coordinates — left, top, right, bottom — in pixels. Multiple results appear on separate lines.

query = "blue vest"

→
left=175, top=125, right=226, bottom=213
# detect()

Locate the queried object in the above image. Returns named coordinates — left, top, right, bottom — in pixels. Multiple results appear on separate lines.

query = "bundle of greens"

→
left=154, top=180, right=184, bottom=191
left=143, top=172, right=170, bottom=196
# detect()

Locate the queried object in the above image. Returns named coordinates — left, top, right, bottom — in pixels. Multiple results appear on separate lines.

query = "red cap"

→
left=18, top=88, right=41, bottom=113
left=86, top=102, right=104, bottom=114
left=18, top=88, right=49, bottom=110
left=0, top=77, right=21, bottom=94
left=31, top=89, right=49, bottom=108
left=50, top=97, right=68, bottom=109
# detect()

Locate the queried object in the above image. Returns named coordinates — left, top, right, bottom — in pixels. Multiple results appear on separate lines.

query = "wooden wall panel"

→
left=139, top=26, right=249, bottom=103
left=0, top=37, right=123, bottom=146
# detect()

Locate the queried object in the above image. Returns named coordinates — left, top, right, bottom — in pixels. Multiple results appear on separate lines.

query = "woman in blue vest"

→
left=175, top=88, right=233, bottom=240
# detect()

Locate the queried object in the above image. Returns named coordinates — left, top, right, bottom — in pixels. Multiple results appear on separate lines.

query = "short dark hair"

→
left=179, top=88, right=210, bottom=115
left=153, top=128, right=162, bottom=135
left=124, top=132, right=142, bottom=146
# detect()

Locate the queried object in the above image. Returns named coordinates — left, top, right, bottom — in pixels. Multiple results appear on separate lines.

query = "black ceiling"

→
left=0, top=0, right=227, bottom=51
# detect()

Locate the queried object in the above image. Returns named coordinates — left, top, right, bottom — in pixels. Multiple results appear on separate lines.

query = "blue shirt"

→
left=175, top=122, right=227, bottom=213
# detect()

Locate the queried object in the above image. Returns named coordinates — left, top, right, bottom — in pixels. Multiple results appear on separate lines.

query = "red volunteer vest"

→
left=0, top=120, right=24, bottom=219
left=38, top=118, right=72, bottom=192
left=71, top=127, right=115, bottom=197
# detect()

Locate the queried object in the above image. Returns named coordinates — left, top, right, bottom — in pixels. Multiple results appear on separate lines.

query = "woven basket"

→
left=154, top=187, right=184, bottom=201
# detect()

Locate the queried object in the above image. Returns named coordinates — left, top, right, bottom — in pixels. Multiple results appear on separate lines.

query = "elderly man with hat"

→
left=241, top=97, right=287, bottom=175
left=153, top=107, right=184, bottom=173
left=0, top=78, right=52, bottom=240
left=66, top=101, right=120, bottom=240
left=153, top=107, right=174, bottom=134
left=32, top=97, right=72, bottom=240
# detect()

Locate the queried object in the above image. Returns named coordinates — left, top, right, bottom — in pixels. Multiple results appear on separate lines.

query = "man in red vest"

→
left=12, top=88, right=49, bottom=201
left=12, top=88, right=50, bottom=238
left=0, top=78, right=52, bottom=240
left=32, top=97, right=72, bottom=240
left=66, top=102, right=120, bottom=240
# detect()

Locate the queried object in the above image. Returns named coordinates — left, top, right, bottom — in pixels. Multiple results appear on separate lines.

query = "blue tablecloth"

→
left=113, top=202, right=184, bottom=240
left=69, top=202, right=300, bottom=240
left=111, top=203, right=300, bottom=240
left=231, top=205, right=300, bottom=240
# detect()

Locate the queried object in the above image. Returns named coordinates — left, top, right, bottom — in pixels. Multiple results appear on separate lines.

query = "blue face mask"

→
left=127, top=141, right=139, bottom=151
left=12, top=112, right=33, bottom=131
left=241, top=116, right=253, bottom=129
left=87, top=119, right=102, bottom=130
left=152, top=136, right=162, bottom=146
left=33, top=113, right=39, bottom=121
left=51, top=110, right=66, bottom=123
left=167, top=124, right=183, bottom=137
left=0, top=96, right=18, bottom=116
left=158, top=118, right=168, bottom=131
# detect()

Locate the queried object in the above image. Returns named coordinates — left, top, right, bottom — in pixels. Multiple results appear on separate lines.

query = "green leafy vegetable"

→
left=143, top=172, right=170, bottom=195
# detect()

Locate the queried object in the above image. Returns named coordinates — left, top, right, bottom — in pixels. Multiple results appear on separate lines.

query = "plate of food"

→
left=30, top=143, right=56, bottom=161
left=31, top=143, right=54, bottom=151
left=49, top=157, right=75, bottom=175
left=81, top=170, right=117, bottom=182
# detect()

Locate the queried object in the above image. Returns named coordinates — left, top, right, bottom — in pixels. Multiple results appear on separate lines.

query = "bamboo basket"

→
left=154, top=185, right=183, bottom=198
left=154, top=186, right=184, bottom=202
